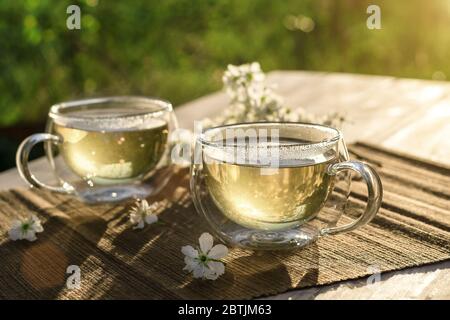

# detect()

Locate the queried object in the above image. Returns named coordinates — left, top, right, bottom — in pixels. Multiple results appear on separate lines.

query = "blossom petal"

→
left=34, top=222, right=44, bottom=233
left=181, top=245, right=198, bottom=258
left=183, top=256, right=198, bottom=272
left=8, top=227, right=22, bottom=241
left=207, top=244, right=228, bottom=259
left=204, top=261, right=225, bottom=280
left=129, top=212, right=140, bottom=224
left=199, top=232, right=213, bottom=253
left=207, top=261, right=225, bottom=276
left=141, top=199, right=149, bottom=212
left=192, top=264, right=205, bottom=279
left=11, top=220, right=22, bottom=228
left=145, top=214, right=158, bottom=225
left=203, top=269, right=218, bottom=280
left=24, top=230, right=37, bottom=242
left=133, top=220, right=145, bottom=230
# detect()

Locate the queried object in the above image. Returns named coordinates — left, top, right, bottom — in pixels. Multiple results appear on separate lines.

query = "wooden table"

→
left=1, top=71, right=449, bottom=299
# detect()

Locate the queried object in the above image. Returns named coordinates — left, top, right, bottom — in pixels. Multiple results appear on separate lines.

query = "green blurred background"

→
left=1, top=0, right=450, bottom=171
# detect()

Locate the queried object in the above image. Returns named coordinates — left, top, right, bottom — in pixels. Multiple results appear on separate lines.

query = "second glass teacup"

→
left=16, top=96, right=178, bottom=203
left=191, top=122, right=383, bottom=250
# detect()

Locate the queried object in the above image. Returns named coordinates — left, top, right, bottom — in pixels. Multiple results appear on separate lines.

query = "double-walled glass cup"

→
left=17, top=96, right=178, bottom=203
left=190, top=122, right=382, bottom=250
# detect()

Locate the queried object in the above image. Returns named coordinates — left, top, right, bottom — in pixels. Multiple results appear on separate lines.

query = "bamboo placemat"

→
left=0, top=142, right=449, bottom=299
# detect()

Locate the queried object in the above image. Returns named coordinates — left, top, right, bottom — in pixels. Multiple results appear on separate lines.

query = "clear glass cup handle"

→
left=16, top=133, right=75, bottom=194
left=320, top=161, right=383, bottom=236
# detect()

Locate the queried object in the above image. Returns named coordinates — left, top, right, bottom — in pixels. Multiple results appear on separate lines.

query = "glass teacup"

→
left=190, top=122, right=382, bottom=250
left=16, top=96, right=178, bottom=203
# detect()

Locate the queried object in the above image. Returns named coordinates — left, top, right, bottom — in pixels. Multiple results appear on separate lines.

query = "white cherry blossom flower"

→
left=222, top=62, right=265, bottom=95
left=9, top=214, right=44, bottom=242
left=182, top=232, right=228, bottom=280
left=129, top=199, right=158, bottom=229
left=204, top=62, right=344, bottom=128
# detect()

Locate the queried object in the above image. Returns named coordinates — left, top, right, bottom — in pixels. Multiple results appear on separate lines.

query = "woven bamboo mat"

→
left=0, top=142, right=449, bottom=299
